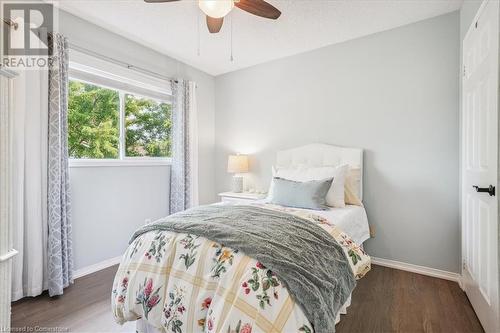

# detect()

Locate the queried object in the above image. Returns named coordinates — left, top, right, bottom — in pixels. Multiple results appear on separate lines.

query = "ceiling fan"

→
left=144, top=0, right=281, bottom=33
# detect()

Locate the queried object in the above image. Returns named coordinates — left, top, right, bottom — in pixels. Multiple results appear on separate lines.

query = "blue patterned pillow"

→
left=267, top=177, right=333, bottom=210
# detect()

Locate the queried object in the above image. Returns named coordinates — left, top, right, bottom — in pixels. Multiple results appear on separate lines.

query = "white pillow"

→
left=267, top=164, right=349, bottom=208
left=305, top=165, right=348, bottom=208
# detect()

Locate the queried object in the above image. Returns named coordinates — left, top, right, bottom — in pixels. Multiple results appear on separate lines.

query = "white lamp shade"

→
left=227, top=155, right=249, bottom=173
left=198, top=0, right=234, bottom=18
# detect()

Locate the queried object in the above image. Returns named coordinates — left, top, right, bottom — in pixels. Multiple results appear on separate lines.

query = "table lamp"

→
left=227, top=154, right=249, bottom=193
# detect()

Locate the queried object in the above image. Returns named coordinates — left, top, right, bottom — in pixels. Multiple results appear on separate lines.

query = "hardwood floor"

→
left=11, top=265, right=134, bottom=333
left=11, top=264, right=483, bottom=333
left=336, top=265, right=483, bottom=333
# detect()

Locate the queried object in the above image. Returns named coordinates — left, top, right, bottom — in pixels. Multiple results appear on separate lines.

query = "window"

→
left=68, top=78, right=172, bottom=165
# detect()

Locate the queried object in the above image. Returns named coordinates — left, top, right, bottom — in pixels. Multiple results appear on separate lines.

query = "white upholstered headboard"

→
left=276, top=143, right=364, bottom=200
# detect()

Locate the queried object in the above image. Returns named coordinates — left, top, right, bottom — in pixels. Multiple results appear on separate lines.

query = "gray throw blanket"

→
left=130, top=205, right=356, bottom=333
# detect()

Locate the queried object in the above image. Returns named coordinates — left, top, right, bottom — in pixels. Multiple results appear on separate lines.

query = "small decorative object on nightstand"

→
left=227, top=154, right=249, bottom=193
left=219, top=192, right=266, bottom=204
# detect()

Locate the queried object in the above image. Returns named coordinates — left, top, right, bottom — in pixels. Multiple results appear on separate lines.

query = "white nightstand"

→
left=218, top=192, right=266, bottom=204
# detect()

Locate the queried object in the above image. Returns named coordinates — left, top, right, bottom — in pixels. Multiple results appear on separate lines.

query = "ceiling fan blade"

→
left=235, top=0, right=281, bottom=19
left=144, top=0, right=180, bottom=3
left=206, top=16, right=224, bottom=33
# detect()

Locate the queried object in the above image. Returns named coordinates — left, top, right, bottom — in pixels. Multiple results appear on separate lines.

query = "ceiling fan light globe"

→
left=198, top=0, right=234, bottom=18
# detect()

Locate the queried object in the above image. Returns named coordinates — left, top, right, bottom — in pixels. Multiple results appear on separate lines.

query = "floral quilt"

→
left=111, top=203, right=370, bottom=333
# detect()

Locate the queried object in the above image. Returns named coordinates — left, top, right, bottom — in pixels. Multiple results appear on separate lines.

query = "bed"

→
left=111, top=144, right=371, bottom=333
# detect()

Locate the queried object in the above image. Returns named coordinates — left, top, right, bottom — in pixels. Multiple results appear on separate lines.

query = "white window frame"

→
left=68, top=52, right=172, bottom=168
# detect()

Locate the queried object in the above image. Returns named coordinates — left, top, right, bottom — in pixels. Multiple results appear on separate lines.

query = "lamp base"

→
left=231, top=175, right=244, bottom=193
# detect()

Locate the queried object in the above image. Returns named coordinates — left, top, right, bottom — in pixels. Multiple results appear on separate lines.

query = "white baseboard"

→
left=371, top=257, right=461, bottom=283
left=73, top=256, right=122, bottom=280
left=73, top=255, right=461, bottom=285
left=458, top=276, right=465, bottom=290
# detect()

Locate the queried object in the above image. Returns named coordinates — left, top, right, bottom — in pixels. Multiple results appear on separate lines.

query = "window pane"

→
left=68, top=80, right=120, bottom=159
left=125, top=94, right=172, bottom=158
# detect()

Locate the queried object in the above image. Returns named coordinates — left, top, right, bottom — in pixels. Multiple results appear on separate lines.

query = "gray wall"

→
left=69, top=167, right=169, bottom=269
left=215, top=12, right=460, bottom=272
left=59, top=10, right=216, bottom=270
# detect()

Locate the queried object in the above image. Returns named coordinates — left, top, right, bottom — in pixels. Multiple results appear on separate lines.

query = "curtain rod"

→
left=68, top=43, right=178, bottom=83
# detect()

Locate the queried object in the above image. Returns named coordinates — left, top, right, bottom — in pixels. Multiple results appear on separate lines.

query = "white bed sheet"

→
left=277, top=204, right=371, bottom=245
left=219, top=201, right=370, bottom=245
left=310, top=205, right=370, bottom=245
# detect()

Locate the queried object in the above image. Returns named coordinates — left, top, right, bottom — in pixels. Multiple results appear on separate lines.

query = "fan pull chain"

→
left=197, top=9, right=201, bottom=56
left=230, top=14, right=234, bottom=62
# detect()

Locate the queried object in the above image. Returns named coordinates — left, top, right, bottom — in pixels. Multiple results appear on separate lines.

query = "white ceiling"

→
left=57, top=0, right=463, bottom=76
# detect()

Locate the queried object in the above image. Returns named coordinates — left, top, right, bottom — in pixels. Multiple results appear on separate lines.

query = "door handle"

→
left=472, top=185, right=496, bottom=196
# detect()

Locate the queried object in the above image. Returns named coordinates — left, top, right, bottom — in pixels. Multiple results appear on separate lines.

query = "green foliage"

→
left=125, top=94, right=172, bottom=157
left=68, top=81, right=119, bottom=158
left=68, top=80, right=172, bottom=159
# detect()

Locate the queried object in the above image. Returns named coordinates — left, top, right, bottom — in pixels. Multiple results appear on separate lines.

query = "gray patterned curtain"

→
left=170, top=79, right=198, bottom=214
left=47, top=33, right=73, bottom=296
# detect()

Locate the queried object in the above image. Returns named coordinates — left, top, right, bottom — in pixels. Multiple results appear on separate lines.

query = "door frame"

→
left=0, top=66, right=19, bottom=330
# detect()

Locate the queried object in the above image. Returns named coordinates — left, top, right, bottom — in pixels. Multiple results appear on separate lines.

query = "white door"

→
left=462, top=1, right=500, bottom=332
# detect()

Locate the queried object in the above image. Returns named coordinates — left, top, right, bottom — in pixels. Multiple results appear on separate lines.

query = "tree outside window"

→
left=68, top=81, right=119, bottom=159
left=125, top=94, right=171, bottom=158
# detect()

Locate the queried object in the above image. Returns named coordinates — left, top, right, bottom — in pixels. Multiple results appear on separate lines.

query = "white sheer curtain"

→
left=11, top=68, right=49, bottom=301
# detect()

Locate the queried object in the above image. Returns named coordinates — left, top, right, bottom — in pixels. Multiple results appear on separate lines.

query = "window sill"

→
left=69, top=158, right=172, bottom=168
